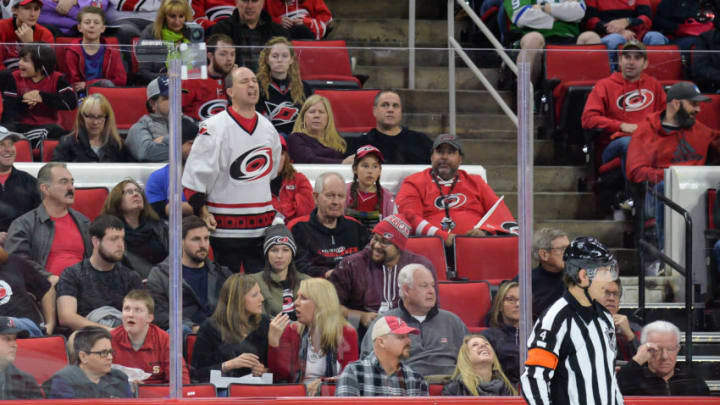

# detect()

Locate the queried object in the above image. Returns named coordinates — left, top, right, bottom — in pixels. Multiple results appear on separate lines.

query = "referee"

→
left=520, top=237, right=624, bottom=405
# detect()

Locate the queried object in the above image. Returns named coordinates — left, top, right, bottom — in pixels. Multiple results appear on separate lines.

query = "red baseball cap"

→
left=14, top=0, right=43, bottom=8
left=371, top=315, right=419, bottom=340
left=355, top=144, right=384, bottom=164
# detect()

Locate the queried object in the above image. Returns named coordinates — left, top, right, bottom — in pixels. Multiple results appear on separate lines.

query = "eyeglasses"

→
left=648, top=346, right=680, bottom=356
left=370, top=235, right=392, bottom=247
left=85, top=349, right=115, bottom=358
left=603, top=290, right=621, bottom=299
left=503, top=297, right=519, bottom=304
left=123, top=187, right=143, bottom=196
left=82, top=114, right=107, bottom=121
left=547, top=246, right=568, bottom=254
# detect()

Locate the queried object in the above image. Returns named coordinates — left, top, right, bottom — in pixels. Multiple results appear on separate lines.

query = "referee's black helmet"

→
left=563, top=236, right=617, bottom=283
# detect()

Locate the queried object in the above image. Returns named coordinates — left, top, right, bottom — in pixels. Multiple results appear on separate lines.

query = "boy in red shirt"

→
left=111, top=290, right=190, bottom=385
left=0, top=0, right=54, bottom=71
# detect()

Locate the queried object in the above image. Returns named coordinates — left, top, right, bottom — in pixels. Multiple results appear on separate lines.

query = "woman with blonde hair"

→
left=268, top=278, right=358, bottom=395
left=441, top=334, right=516, bottom=396
left=101, top=179, right=168, bottom=277
left=136, top=0, right=193, bottom=83
left=53, top=93, right=127, bottom=162
left=192, top=274, right=277, bottom=382
left=287, top=94, right=354, bottom=164
left=482, top=280, right=520, bottom=385
left=256, top=36, right=310, bottom=136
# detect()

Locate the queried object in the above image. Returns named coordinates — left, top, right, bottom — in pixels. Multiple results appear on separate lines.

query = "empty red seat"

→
left=71, top=187, right=109, bottom=221
left=429, top=384, right=445, bottom=396
left=292, top=40, right=361, bottom=89
left=644, top=45, right=683, bottom=85
left=87, top=87, right=146, bottom=131
left=437, top=281, right=491, bottom=333
left=313, top=89, right=379, bottom=133
left=14, top=139, right=32, bottom=162
left=454, top=235, right=519, bottom=284
left=41, top=139, right=59, bottom=162
left=185, top=333, right=197, bottom=365
left=228, top=383, right=306, bottom=397
left=406, top=236, right=448, bottom=280
left=697, top=94, right=720, bottom=131
left=15, top=335, right=69, bottom=385
left=57, top=109, right=77, bottom=133
left=137, top=384, right=216, bottom=398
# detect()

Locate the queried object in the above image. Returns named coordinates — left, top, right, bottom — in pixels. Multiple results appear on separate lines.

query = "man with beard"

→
left=56, top=215, right=142, bottom=331
left=329, top=215, right=434, bottom=333
left=6, top=162, right=91, bottom=280
left=147, top=215, right=232, bottom=333
left=182, top=67, right=281, bottom=274
left=289, top=172, right=369, bottom=278
left=336, top=315, right=428, bottom=396
left=182, top=34, right=235, bottom=122
left=626, top=81, right=720, bottom=248
left=396, top=133, right=517, bottom=248
left=360, top=264, right=467, bottom=378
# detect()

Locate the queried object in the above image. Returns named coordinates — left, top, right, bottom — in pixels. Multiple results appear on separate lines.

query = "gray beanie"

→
left=263, top=224, right=297, bottom=257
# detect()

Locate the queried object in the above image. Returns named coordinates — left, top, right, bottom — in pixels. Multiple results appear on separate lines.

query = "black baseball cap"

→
left=0, top=317, right=29, bottom=338
left=666, top=82, right=711, bottom=102
left=432, top=133, right=463, bottom=154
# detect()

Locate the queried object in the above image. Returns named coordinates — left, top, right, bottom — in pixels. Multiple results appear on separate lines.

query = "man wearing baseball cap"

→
left=126, top=76, right=199, bottom=162
left=0, top=316, right=43, bottom=399
left=0, top=129, right=40, bottom=245
left=627, top=81, right=720, bottom=250
left=329, top=214, right=435, bottom=335
left=0, top=0, right=53, bottom=71
left=336, top=315, right=428, bottom=396
left=397, top=133, right=517, bottom=248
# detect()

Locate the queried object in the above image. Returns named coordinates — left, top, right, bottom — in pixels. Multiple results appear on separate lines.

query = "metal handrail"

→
left=638, top=185, right=694, bottom=369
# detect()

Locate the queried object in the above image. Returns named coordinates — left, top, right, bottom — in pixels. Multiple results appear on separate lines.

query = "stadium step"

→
left=502, top=192, right=598, bottom=220
left=326, top=0, right=444, bottom=19
left=357, top=65, right=499, bottom=90
left=396, top=89, right=514, bottom=114
left=535, top=219, right=632, bottom=248
left=405, top=113, right=515, bottom=134
left=460, top=139, right=555, bottom=165
left=486, top=165, right=587, bottom=193
left=329, top=18, right=459, bottom=46
left=350, top=44, right=453, bottom=68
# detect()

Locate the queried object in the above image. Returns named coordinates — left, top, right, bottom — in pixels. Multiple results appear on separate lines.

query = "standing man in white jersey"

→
left=183, top=66, right=281, bottom=274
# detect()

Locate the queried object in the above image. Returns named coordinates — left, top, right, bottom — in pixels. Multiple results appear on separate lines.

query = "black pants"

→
left=210, top=236, right=265, bottom=274
left=5, top=123, right=68, bottom=148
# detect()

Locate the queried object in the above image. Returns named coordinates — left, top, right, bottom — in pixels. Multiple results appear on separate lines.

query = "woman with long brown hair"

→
left=441, top=334, right=516, bottom=396
left=482, top=280, right=520, bottom=385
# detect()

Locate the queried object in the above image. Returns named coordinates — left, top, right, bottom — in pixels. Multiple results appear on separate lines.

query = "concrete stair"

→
left=357, top=65, right=498, bottom=90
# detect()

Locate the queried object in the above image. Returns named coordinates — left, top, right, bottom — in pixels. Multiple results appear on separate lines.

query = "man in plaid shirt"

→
left=335, top=316, right=428, bottom=396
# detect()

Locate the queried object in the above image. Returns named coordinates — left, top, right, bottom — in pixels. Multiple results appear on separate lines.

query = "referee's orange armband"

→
left=526, top=347, right=559, bottom=370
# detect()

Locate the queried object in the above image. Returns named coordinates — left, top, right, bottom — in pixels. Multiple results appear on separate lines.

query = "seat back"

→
left=644, top=45, right=683, bottom=81
left=292, top=40, right=361, bottom=88
left=545, top=44, right=610, bottom=83
left=137, top=384, right=217, bottom=398
left=57, top=109, right=78, bottom=133
left=87, top=87, right=147, bottom=131
left=454, top=235, right=519, bottom=284
left=228, top=383, right=306, bottom=397
left=320, top=382, right=336, bottom=396
left=184, top=333, right=197, bottom=365
left=437, top=281, right=492, bottom=329
left=41, top=139, right=59, bottom=162
left=313, top=89, right=379, bottom=133
left=54, top=37, right=75, bottom=78
left=15, top=335, right=69, bottom=385
left=405, top=236, right=448, bottom=280
left=708, top=188, right=717, bottom=230
left=14, top=139, right=32, bottom=162
left=429, top=384, right=445, bottom=396
left=697, top=94, right=720, bottom=131
left=71, top=187, right=109, bottom=221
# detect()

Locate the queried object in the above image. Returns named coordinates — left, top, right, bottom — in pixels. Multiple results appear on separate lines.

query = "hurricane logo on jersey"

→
left=198, top=99, right=228, bottom=120
left=615, top=89, right=654, bottom=112
left=265, top=101, right=299, bottom=125
left=501, top=221, right=519, bottom=235
left=433, top=193, right=467, bottom=210
left=230, top=146, right=274, bottom=182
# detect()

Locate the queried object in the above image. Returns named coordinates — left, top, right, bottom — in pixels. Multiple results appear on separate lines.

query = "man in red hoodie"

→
left=582, top=40, right=666, bottom=176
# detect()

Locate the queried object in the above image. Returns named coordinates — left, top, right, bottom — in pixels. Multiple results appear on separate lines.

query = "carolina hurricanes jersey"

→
left=396, top=168, right=518, bottom=238
left=182, top=107, right=281, bottom=238
left=182, top=76, right=228, bottom=121
left=191, top=0, right=235, bottom=28
left=106, top=0, right=164, bottom=22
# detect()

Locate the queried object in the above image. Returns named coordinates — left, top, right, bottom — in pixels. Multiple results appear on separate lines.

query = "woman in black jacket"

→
left=52, top=93, right=128, bottom=163
left=481, top=280, right=520, bottom=386
left=441, top=335, right=516, bottom=396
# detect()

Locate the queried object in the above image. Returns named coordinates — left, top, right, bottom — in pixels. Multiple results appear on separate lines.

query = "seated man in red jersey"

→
left=396, top=133, right=517, bottom=248
left=111, top=290, right=190, bottom=384
left=182, top=34, right=235, bottom=122
left=0, top=0, right=54, bottom=71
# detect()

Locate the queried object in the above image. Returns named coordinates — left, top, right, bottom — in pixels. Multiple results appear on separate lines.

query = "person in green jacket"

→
left=250, top=224, right=309, bottom=319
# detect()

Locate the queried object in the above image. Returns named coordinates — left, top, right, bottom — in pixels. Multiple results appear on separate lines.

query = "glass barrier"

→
left=0, top=36, right=718, bottom=401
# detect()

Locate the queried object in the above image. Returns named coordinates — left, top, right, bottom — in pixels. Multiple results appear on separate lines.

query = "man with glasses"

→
left=329, top=215, right=434, bottom=336
left=597, top=279, right=642, bottom=361
left=529, top=228, right=570, bottom=320
left=618, top=320, right=709, bottom=395
left=521, top=236, right=624, bottom=405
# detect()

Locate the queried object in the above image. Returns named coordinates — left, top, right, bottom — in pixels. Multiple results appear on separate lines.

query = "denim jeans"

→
left=8, top=317, right=44, bottom=337
left=601, top=136, right=632, bottom=177
left=603, top=31, right=669, bottom=70
left=644, top=181, right=665, bottom=249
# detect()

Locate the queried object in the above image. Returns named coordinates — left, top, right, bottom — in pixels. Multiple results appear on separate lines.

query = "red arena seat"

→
left=57, top=109, right=77, bottom=133
left=41, top=139, right=59, bottom=162
left=405, top=236, right=448, bottom=280
left=184, top=333, right=197, bottom=365
left=14, top=139, right=32, bottom=162
left=228, top=383, right=306, bottom=397
left=454, top=235, right=519, bottom=284
left=437, top=281, right=491, bottom=333
left=320, top=382, right=336, bottom=396
left=292, top=40, right=361, bottom=89
left=71, top=187, right=109, bottom=221
left=137, top=384, right=217, bottom=398
left=87, top=87, right=146, bottom=131
left=644, top=45, right=683, bottom=85
left=429, top=384, right=445, bottom=396
left=313, top=89, right=379, bottom=134
left=15, top=335, right=69, bottom=385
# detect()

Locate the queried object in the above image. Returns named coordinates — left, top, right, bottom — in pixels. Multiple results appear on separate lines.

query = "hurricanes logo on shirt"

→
left=501, top=221, right=520, bottom=235
left=264, top=101, right=300, bottom=125
left=230, top=146, right=274, bottom=182
left=433, top=193, right=467, bottom=210
left=198, top=99, right=228, bottom=120
left=615, top=89, right=654, bottom=112
left=0, top=280, right=13, bottom=305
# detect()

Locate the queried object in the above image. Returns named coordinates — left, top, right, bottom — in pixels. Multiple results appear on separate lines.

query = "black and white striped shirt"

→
left=520, top=290, right=624, bottom=405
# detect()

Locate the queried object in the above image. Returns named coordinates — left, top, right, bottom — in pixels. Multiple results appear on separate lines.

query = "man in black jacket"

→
left=0, top=130, right=40, bottom=245
left=207, top=0, right=288, bottom=71
left=0, top=317, right=43, bottom=400
left=692, top=27, right=720, bottom=93
left=289, top=172, right=369, bottom=278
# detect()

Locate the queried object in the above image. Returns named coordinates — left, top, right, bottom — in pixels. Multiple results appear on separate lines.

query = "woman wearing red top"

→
left=268, top=278, right=358, bottom=395
left=271, top=136, right=314, bottom=223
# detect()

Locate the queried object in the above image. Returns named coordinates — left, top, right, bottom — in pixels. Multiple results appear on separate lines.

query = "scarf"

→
left=295, top=327, right=339, bottom=383
left=161, top=27, right=188, bottom=44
